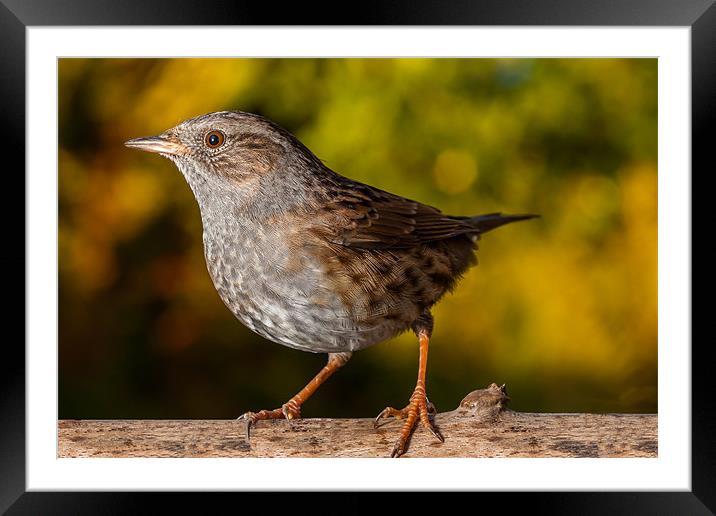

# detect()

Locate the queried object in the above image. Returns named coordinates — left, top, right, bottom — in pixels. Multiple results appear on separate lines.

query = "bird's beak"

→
left=124, top=134, right=189, bottom=156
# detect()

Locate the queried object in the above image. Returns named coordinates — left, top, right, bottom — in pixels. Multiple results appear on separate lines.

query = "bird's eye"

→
left=204, top=130, right=225, bottom=149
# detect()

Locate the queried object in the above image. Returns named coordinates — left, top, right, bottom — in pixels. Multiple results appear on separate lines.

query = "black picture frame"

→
left=3, top=0, right=710, bottom=513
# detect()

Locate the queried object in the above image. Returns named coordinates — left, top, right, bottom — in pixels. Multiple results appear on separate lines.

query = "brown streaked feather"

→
left=317, top=183, right=475, bottom=250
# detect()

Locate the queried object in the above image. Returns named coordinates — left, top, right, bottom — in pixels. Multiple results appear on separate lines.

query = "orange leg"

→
left=374, top=329, right=443, bottom=457
left=238, top=352, right=351, bottom=439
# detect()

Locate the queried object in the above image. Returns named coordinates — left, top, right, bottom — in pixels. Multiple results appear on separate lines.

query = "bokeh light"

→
left=58, top=58, right=657, bottom=418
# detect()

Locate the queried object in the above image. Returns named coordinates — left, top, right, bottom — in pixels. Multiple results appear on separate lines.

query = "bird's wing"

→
left=316, top=183, right=475, bottom=249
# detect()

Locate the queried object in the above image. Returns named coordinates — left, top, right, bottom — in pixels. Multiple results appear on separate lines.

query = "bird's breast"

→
left=200, top=217, right=400, bottom=353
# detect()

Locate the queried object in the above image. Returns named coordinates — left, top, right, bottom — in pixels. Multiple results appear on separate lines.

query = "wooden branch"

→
left=58, top=383, right=657, bottom=458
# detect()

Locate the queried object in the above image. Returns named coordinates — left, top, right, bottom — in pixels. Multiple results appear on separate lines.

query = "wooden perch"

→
left=58, top=383, right=657, bottom=458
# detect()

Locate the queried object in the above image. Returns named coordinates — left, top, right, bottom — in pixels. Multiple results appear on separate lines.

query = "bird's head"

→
left=124, top=111, right=300, bottom=179
left=125, top=111, right=324, bottom=214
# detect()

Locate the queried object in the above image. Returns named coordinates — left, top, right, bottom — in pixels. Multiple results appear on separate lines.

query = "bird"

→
left=125, top=111, right=537, bottom=457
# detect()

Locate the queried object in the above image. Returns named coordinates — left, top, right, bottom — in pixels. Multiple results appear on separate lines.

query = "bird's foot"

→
left=374, top=389, right=443, bottom=457
left=237, top=399, right=302, bottom=440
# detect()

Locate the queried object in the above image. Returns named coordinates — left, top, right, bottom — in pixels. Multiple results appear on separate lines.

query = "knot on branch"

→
left=450, top=382, right=510, bottom=421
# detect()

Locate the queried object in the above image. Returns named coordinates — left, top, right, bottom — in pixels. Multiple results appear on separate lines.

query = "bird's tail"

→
left=463, top=212, right=539, bottom=234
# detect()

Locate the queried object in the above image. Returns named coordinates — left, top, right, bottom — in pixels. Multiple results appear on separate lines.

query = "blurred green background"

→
left=58, top=58, right=657, bottom=419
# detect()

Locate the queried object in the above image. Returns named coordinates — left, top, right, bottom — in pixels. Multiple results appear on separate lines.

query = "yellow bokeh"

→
left=433, top=149, right=479, bottom=194
left=58, top=58, right=657, bottom=418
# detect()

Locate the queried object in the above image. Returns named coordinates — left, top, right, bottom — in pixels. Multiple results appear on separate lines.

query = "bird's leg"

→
left=238, top=351, right=351, bottom=439
left=374, top=322, right=443, bottom=457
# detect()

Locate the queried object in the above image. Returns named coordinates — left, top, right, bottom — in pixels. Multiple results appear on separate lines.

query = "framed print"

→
left=5, top=0, right=711, bottom=512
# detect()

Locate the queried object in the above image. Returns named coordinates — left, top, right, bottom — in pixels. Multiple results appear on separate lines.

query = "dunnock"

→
left=125, top=111, right=536, bottom=457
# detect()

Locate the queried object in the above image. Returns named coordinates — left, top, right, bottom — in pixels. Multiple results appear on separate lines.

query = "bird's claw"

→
left=237, top=403, right=301, bottom=440
left=281, top=400, right=302, bottom=420
left=375, top=392, right=442, bottom=457
left=427, top=423, right=445, bottom=443
left=373, top=406, right=406, bottom=428
left=236, top=411, right=258, bottom=441
left=373, top=397, right=438, bottom=426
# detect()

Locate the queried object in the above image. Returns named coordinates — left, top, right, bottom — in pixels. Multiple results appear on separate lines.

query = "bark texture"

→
left=58, top=384, right=657, bottom=458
